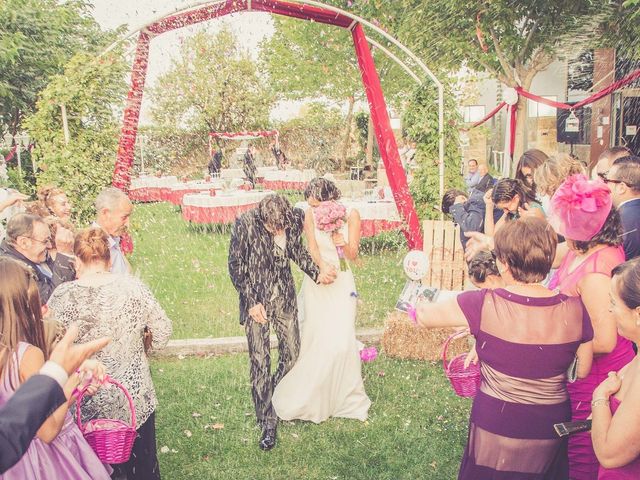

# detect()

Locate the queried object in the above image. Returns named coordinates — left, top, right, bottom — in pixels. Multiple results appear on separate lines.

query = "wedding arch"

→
left=107, top=0, right=445, bottom=249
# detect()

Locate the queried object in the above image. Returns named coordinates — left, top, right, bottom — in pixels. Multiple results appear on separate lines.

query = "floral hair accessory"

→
left=547, top=174, right=612, bottom=242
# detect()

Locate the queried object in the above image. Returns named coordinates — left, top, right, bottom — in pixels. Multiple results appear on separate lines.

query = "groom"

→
left=228, top=194, right=336, bottom=450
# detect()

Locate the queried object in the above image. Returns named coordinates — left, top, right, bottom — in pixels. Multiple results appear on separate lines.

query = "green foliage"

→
left=403, top=83, right=462, bottom=220
left=275, top=103, right=344, bottom=174
left=149, top=28, right=273, bottom=171
left=22, top=52, right=127, bottom=223
left=0, top=0, right=109, bottom=132
left=260, top=16, right=363, bottom=102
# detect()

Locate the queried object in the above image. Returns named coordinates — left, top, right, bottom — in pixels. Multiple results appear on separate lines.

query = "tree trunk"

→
left=365, top=114, right=374, bottom=168
left=511, top=75, right=533, bottom=174
left=340, top=95, right=355, bottom=172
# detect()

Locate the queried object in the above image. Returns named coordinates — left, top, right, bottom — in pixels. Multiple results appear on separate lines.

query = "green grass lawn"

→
left=128, top=201, right=470, bottom=479
left=153, top=354, right=470, bottom=479
left=129, top=203, right=406, bottom=339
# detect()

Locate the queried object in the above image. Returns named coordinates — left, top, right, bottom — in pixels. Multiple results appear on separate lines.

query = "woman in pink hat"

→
left=548, top=174, right=635, bottom=480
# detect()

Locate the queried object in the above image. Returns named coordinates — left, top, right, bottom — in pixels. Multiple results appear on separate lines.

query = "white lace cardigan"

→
left=48, top=274, right=172, bottom=427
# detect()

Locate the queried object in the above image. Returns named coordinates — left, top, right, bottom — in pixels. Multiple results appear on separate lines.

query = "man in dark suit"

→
left=243, top=145, right=258, bottom=187
left=606, top=155, right=640, bottom=260
left=0, top=213, right=75, bottom=303
left=0, top=325, right=109, bottom=473
left=473, top=163, right=496, bottom=194
left=442, top=188, right=492, bottom=249
left=229, top=195, right=335, bottom=451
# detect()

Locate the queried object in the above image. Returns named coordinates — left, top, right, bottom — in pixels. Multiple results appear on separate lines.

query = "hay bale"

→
left=381, top=311, right=470, bottom=361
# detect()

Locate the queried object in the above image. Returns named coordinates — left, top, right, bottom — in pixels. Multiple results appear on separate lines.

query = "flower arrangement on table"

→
left=313, top=200, right=348, bottom=271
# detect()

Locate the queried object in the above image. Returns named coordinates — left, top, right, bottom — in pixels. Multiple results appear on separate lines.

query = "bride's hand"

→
left=332, top=232, right=346, bottom=247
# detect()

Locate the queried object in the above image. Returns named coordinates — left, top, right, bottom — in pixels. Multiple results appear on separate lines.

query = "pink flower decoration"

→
left=548, top=174, right=612, bottom=242
left=360, top=346, right=378, bottom=363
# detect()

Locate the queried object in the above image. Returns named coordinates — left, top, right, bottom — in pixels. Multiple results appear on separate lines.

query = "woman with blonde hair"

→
left=37, top=186, right=72, bottom=222
left=534, top=153, right=586, bottom=199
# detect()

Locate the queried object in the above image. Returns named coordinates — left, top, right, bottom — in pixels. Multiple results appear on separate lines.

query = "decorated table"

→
left=262, top=169, right=316, bottom=191
left=295, top=199, right=403, bottom=237
left=181, top=190, right=274, bottom=224
left=129, top=176, right=179, bottom=203
left=165, top=180, right=226, bottom=205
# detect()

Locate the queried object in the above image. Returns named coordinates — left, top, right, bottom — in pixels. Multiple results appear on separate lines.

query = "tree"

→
left=0, top=0, right=108, bottom=134
left=22, top=51, right=128, bottom=223
left=260, top=17, right=363, bottom=171
left=149, top=28, right=273, bottom=167
left=276, top=103, right=343, bottom=174
left=261, top=15, right=415, bottom=171
left=403, top=82, right=462, bottom=219
left=391, top=0, right=624, bottom=163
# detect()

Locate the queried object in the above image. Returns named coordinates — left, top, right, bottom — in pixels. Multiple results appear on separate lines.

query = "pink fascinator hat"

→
left=547, top=174, right=612, bottom=242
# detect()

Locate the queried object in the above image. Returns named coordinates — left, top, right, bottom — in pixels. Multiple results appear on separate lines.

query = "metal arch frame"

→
left=103, top=0, right=445, bottom=196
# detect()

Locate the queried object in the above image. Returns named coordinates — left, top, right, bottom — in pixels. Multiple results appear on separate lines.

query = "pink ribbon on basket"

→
left=407, top=305, right=417, bottom=325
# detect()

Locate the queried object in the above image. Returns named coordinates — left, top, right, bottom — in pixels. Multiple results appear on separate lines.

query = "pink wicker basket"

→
left=442, top=330, right=481, bottom=398
left=75, top=376, right=137, bottom=464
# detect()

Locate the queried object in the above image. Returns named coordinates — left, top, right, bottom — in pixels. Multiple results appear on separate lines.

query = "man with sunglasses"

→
left=603, top=155, right=640, bottom=260
left=0, top=213, right=75, bottom=302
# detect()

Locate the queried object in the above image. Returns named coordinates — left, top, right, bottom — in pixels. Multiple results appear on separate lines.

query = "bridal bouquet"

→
left=313, top=200, right=348, bottom=271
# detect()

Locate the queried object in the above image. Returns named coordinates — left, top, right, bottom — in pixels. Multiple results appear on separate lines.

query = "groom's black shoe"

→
left=259, top=426, right=277, bottom=451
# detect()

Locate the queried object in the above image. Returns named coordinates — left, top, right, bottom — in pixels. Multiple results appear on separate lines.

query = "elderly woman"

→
left=48, top=227, right=172, bottom=480
left=546, top=174, right=635, bottom=479
left=590, top=258, right=640, bottom=478
left=415, top=217, right=593, bottom=479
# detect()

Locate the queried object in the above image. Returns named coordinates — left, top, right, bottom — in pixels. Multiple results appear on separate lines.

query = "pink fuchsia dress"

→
left=548, top=245, right=634, bottom=480
left=597, top=397, right=640, bottom=479
left=456, top=288, right=593, bottom=479
left=0, top=342, right=112, bottom=480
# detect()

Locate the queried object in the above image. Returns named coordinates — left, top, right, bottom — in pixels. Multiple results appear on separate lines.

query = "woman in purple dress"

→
left=590, top=257, right=640, bottom=478
left=0, top=257, right=111, bottom=480
left=415, top=218, right=594, bottom=479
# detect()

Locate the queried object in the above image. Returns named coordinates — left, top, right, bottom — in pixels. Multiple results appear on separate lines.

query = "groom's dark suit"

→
left=229, top=207, right=320, bottom=429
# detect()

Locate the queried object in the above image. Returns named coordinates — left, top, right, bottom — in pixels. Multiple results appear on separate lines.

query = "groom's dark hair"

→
left=259, top=194, right=293, bottom=231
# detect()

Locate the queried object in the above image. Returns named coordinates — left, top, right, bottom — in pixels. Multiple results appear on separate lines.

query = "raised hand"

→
left=464, top=231, right=495, bottom=261
left=49, top=324, right=110, bottom=376
left=483, top=189, right=494, bottom=206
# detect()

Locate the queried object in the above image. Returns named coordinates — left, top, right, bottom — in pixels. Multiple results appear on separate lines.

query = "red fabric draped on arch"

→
left=462, top=68, right=640, bottom=159
left=112, top=0, right=423, bottom=249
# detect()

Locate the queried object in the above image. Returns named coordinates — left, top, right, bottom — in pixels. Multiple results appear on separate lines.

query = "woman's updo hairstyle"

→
left=37, top=185, right=66, bottom=210
left=491, top=178, right=527, bottom=206
left=304, top=177, right=341, bottom=202
left=612, top=258, right=640, bottom=310
left=74, top=227, right=110, bottom=265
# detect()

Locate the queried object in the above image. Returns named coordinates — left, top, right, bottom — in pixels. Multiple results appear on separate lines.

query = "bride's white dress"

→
left=272, top=216, right=371, bottom=423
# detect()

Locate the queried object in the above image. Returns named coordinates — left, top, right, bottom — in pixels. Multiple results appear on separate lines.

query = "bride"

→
left=272, top=177, right=371, bottom=423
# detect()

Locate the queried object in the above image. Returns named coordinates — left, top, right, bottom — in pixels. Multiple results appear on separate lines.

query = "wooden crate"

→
left=422, top=219, right=468, bottom=290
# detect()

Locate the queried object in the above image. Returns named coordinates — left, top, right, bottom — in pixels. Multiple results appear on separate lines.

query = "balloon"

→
left=403, top=250, right=429, bottom=281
